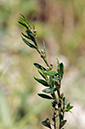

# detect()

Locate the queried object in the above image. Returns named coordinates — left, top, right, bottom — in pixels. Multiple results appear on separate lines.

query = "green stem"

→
left=37, top=48, right=49, bottom=67
left=36, top=47, right=40, bottom=54
left=44, top=58, right=49, bottom=67
left=35, top=40, right=49, bottom=67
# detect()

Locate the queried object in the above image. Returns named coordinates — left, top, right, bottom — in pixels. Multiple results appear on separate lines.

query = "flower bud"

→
left=50, top=63, right=53, bottom=70
left=61, top=92, right=64, bottom=98
left=33, top=29, right=36, bottom=33
left=28, top=27, right=32, bottom=32
left=50, top=63, right=53, bottom=66
left=51, top=92, right=53, bottom=96
left=41, top=49, right=44, bottom=53
left=28, top=27, right=30, bottom=31
left=33, top=29, right=37, bottom=36
left=56, top=82, right=59, bottom=85
left=40, top=53, right=43, bottom=58
left=47, top=67, right=49, bottom=71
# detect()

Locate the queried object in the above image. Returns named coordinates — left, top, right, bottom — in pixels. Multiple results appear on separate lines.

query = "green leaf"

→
left=66, top=102, right=70, bottom=109
left=66, top=106, right=74, bottom=112
left=56, top=58, right=60, bottom=69
left=34, top=77, right=49, bottom=86
left=34, top=63, right=46, bottom=70
left=52, top=76, right=60, bottom=82
left=42, top=40, right=46, bottom=57
left=26, top=30, right=35, bottom=40
left=49, top=76, right=54, bottom=87
left=38, top=70, right=47, bottom=80
left=19, top=14, right=31, bottom=29
left=18, top=21, right=28, bottom=28
left=59, top=114, right=64, bottom=121
left=42, top=118, right=51, bottom=128
left=19, top=17, right=29, bottom=28
left=60, top=120, right=67, bottom=128
left=22, top=37, right=36, bottom=49
left=19, top=14, right=32, bottom=29
left=42, top=87, right=57, bottom=93
left=33, top=24, right=35, bottom=30
left=20, top=14, right=25, bottom=19
left=38, top=93, right=53, bottom=99
left=21, top=32, right=31, bottom=39
left=43, top=70, right=58, bottom=76
left=66, top=103, right=73, bottom=112
left=63, top=97, right=65, bottom=108
left=68, top=106, right=74, bottom=110
left=60, top=63, right=64, bottom=79
left=26, top=30, right=38, bottom=46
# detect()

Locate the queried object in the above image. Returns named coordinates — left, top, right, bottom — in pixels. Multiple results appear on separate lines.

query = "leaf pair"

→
left=66, top=103, right=74, bottom=112
left=34, top=63, right=47, bottom=80
left=42, top=118, right=51, bottom=128
left=33, top=64, right=48, bottom=86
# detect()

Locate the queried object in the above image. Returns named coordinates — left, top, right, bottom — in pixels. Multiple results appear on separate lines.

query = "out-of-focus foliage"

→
left=0, top=0, right=85, bottom=129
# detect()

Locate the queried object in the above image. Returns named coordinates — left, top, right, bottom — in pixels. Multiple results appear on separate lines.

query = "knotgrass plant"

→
left=18, top=14, right=73, bottom=129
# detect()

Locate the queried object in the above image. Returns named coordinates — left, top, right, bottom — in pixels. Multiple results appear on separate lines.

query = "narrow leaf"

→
left=56, top=58, right=60, bottom=69
left=38, top=70, right=47, bottom=80
left=26, top=30, right=38, bottom=46
left=66, top=106, right=74, bottom=112
left=60, top=120, right=67, bottom=128
left=63, top=97, right=65, bottom=108
left=20, top=14, right=25, bottom=19
left=34, top=77, right=49, bottom=86
left=43, top=70, right=58, bottom=76
left=66, top=102, right=70, bottom=109
left=66, top=103, right=73, bottom=112
left=42, top=87, right=57, bottom=93
left=21, top=32, right=31, bottom=39
left=34, top=63, right=46, bottom=70
left=59, top=114, right=64, bottom=121
left=18, top=21, right=28, bottom=28
left=22, top=37, right=36, bottom=49
left=52, top=76, right=60, bottom=82
left=19, top=14, right=31, bottom=29
left=42, top=118, right=51, bottom=128
left=26, top=30, right=35, bottom=40
left=19, top=14, right=31, bottom=30
left=20, top=17, right=29, bottom=28
left=68, top=106, right=74, bottom=110
left=49, top=76, right=54, bottom=87
left=60, top=63, right=64, bottom=79
left=33, top=24, right=35, bottom=30
left=38, top=93, right=53, bottom=99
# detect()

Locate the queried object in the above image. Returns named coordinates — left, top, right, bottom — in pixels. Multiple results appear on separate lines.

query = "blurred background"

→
left=0, top=0, right=85, bottom=129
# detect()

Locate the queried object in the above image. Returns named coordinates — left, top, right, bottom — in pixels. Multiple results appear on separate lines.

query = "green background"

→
left=0, top=0, right=85, bottom=129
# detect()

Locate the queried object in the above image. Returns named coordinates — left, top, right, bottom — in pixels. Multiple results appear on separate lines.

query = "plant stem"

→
left=36, top=46, right=49, bottom=67
left=36, top=47, right=40, bottom=54
left=44, top=58, right=49, bottom=67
